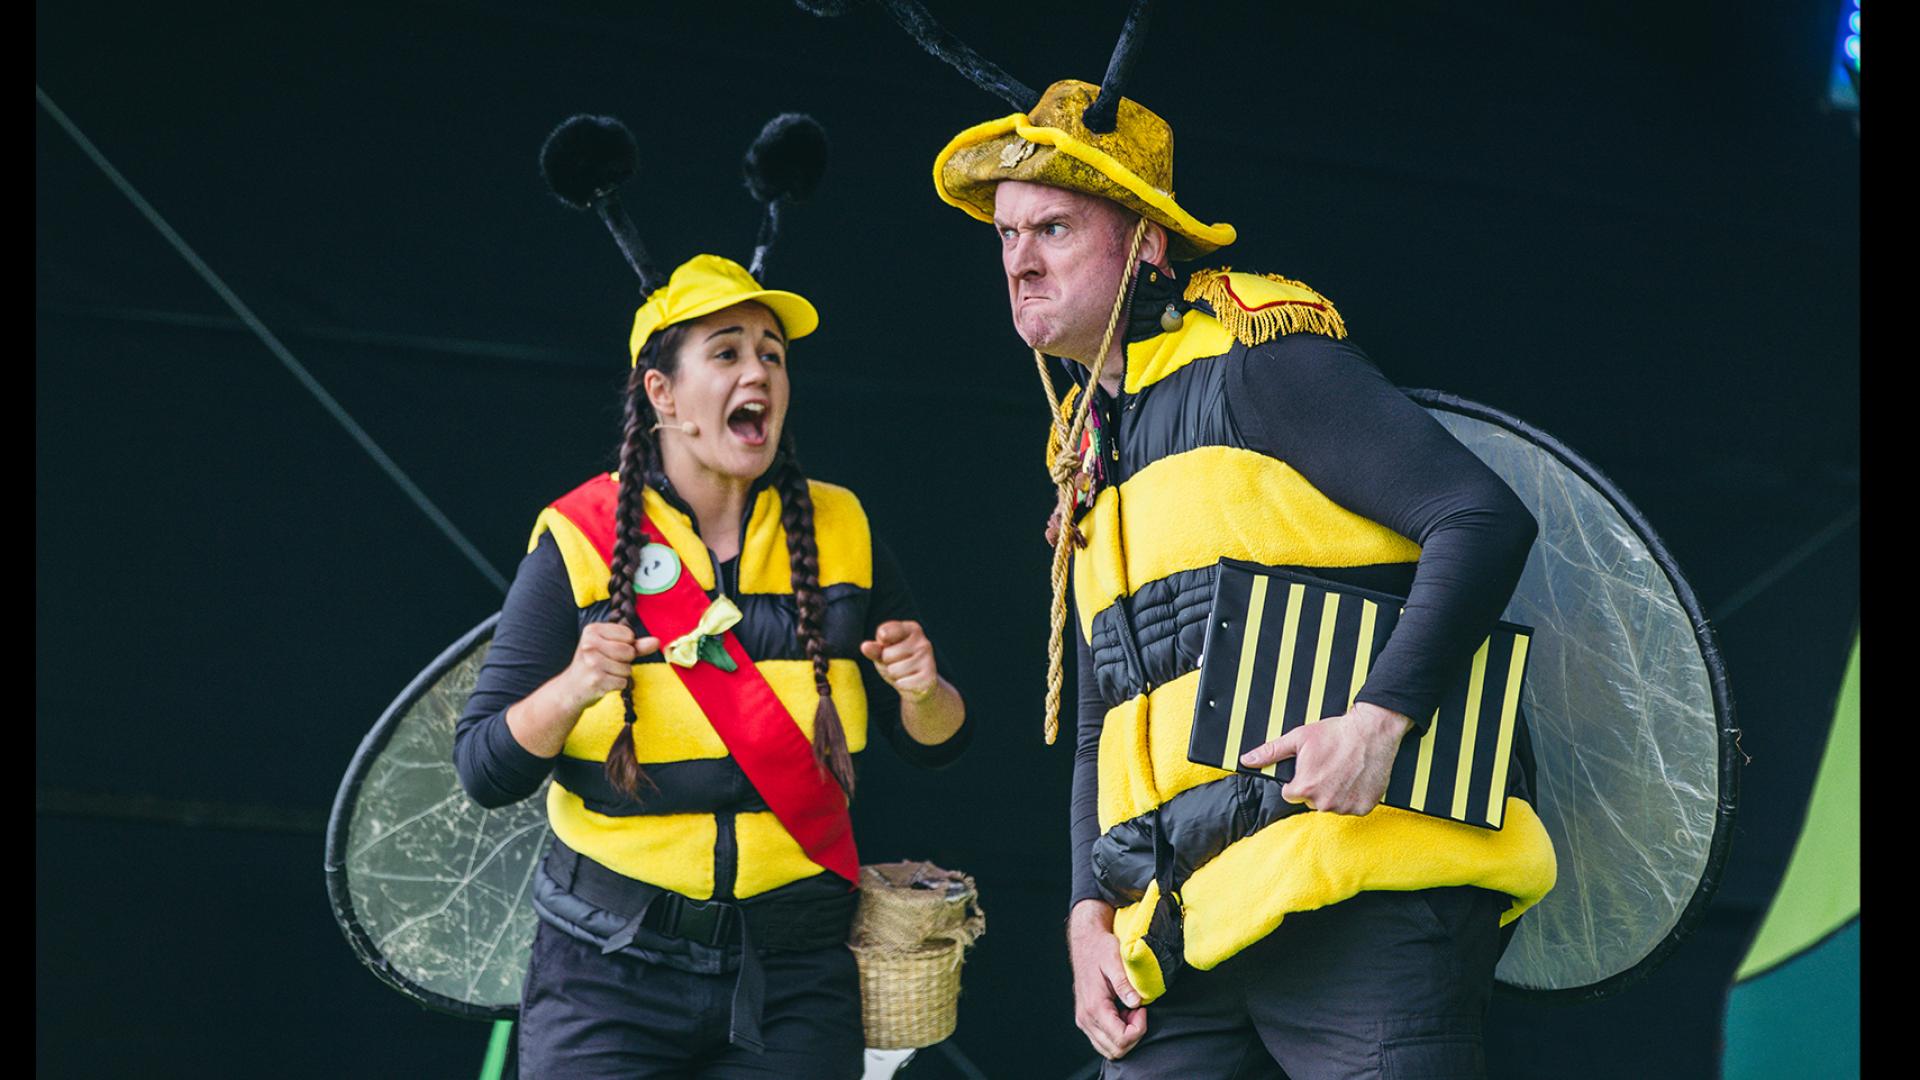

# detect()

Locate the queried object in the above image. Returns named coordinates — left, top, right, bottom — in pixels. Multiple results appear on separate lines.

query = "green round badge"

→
left=632, top=543, right=682, bottom=595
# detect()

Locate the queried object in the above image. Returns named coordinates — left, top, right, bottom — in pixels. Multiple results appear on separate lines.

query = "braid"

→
left=774, top=433, right=856, bottom=798
left=600, top=328, right=684, bottom=799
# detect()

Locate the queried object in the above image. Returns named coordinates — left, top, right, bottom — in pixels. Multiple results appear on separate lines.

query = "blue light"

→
left=1845, top=35, right=1859, bottom=65
left=1850, top=11, right=1860, bottom=34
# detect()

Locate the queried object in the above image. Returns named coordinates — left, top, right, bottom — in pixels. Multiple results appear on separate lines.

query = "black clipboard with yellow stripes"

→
left=1186, top=561, right=1533, bottom=830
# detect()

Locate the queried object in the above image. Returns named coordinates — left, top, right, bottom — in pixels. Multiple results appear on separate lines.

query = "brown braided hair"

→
left=601, top=323, right=687, bottom=799
left=771, top=430, right=857, bottom=798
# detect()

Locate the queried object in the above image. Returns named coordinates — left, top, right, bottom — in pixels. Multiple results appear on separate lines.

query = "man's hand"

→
left=859, top=620, right=937, bottom=702
left=1239, top=702, right=1414, bottom=815
left=1067, top=899, right=1148, bottom=1060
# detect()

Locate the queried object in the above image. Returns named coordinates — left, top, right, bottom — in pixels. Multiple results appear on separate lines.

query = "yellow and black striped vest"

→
left=1068, top=271, right=1558, bottom=1001
left=530, top=476, right=873, bottom=902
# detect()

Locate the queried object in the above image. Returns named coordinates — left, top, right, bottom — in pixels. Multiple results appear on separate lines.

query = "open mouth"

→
left=727, top=401, right=769, bottom=446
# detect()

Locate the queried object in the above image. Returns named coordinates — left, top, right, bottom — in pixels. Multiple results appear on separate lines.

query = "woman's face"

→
left=646, top=300, right=792, bottom=483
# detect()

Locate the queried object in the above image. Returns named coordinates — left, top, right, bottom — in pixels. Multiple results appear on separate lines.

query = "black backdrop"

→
left=36, top=2, right=1858, bottom=1077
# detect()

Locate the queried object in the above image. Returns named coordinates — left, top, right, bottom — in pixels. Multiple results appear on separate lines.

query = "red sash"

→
left=551, top=475, right=859, bottom=885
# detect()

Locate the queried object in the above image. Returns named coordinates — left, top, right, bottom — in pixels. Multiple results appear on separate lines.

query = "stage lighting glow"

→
left=1828, top=1, right=1860, bottom=108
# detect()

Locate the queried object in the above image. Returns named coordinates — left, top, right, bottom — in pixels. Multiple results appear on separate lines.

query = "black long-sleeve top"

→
left=454, top=529, right=969, bottom=809
left=1067, top=332, right=1537, bottom=910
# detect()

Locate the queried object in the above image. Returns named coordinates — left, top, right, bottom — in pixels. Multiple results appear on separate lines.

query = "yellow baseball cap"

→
left=628, top=254, right=819, bottom=365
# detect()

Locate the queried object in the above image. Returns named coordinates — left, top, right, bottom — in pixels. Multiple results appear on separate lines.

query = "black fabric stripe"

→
left=1187, top=566, right=1250, bottom=769
left=1326, top=592, right=1364, bottom=713
left=714, top=810, right=738, bottom=902
left=1090, top=775, right=1309, bottom=906
left=1420, top=665, right=1473, bottom=818
left=1109, top=346, right=1240, bottom=486
left=577, top=582, right=871, bottom=665
left=1235, top=580, right=1286, bottom=763
left=554, top=756, right=771, bottom=816
left=1463, top=635, right=1516, bottom=828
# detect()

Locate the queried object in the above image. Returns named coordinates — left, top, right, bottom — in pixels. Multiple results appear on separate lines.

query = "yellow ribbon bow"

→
left=664, top=595, right=744, bottom=669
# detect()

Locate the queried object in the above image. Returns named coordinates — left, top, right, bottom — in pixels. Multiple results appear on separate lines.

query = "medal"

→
left=632, top=542, right=682, bottom=595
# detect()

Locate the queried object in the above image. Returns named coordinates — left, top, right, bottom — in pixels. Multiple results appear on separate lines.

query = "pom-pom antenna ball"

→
left=743, top=113, right=829, bottom=205
left=539, top=114, right=639, bottom=210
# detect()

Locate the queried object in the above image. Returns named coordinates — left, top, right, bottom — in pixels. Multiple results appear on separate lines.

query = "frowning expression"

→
left=994, top=180, right=1143, bottom=365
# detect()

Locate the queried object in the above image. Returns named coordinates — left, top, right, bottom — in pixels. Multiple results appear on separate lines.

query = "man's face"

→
left=993, top=181, right=1138, bottom=365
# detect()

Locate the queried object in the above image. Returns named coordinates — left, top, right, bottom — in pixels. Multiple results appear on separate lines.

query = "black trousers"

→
left=517, top=919, right=864, bottom=1080
left=1105, top=886, right=1507, bottom=1080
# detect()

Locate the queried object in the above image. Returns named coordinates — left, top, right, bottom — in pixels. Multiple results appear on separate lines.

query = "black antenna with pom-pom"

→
left=742, top=113, right=829, bottom=281
left=539, top=114, right=665, bottom=295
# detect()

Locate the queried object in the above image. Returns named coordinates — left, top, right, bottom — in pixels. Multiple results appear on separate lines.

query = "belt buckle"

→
left=676, top=897, right=738, bottom=948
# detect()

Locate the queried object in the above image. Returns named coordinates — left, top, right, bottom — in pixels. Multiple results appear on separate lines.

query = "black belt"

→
left=544, top=845, right=858, bottom=1054
left=549, top=846, right=857, bottom=952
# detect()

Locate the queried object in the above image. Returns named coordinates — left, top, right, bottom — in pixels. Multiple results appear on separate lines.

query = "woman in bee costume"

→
left=450, top=112, right=970, bottom=1079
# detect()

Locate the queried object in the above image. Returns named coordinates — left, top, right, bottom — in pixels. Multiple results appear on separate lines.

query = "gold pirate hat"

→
left=810, top=0, right=1234, bottom=260
left=932, top=78, right=1235, bottom=261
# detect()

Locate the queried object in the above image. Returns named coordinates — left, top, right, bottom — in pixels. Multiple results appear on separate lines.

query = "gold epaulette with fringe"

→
left=1183, top=267, right=1348, bottom=346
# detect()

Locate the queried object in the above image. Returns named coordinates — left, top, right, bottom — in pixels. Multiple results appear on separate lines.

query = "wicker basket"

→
left=850, top=861, right=985, bottom=1050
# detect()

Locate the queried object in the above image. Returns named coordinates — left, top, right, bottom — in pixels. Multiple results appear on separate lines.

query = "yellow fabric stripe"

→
left=1409, top=708, right=1440, bottom=812
left=545, top=786, right=718, bottom=900
left=1260, top=584, right=1306, bottom=778
left=563, top=658, right=869, bottom=763
left=1450, top=641, right=1492, bottom=821
left=733, top=811, right=829, bottom=899
left=1347, top=600, right=1378, bottom=708
left=1303, top=593, right=1342, bottom=725
left=640, top=487, right=716, bottom=592
left=1072, top=447, right=1422, bottom=639
left=1097, top=670, right=1223, bottom=830
left=533, top=478, right=870, bottom=604
left=1487, top=636, right=1530, bottom=830
left=1122, top=315, right=1237, bottom=394
left=530, top=508, right=613, bottom=608
left=1219, top=576, right=1271, bottom=771
left=737, top=480, right=873, bottom=594
left=1115, top=879, right=1169, bottom=1002
left=1123, top=799, right=1557, bottom=992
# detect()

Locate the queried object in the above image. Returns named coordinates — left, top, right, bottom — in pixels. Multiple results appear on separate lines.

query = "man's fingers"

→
left=1280, top=779, right=1313, bottom=806
left=1240, top=726, right=1304, bottom=768
left=1103, top=956, right=1142, bottom=1009
left=1079, top=998, right=1130, bottom=1059
left=1114, top=1005, right=1148, bottom=1056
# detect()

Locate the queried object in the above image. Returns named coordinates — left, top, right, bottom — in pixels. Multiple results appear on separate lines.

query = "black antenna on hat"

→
left=794, top=0, right=1038, bottom=112
left=742, top=113, right=829, bottom=281
left=1082, top=0, right=1152, bottom=133
left=539, top=114, right=666, bottom=296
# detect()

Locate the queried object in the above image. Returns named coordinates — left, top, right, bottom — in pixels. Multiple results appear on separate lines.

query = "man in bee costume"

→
left=818, top=1, right=1561, bottom=1075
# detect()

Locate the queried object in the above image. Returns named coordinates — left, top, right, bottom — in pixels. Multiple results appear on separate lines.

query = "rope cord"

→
left=36, top=85, right=508, bottom=594
left=1034, top=217, right=1150, bottom=744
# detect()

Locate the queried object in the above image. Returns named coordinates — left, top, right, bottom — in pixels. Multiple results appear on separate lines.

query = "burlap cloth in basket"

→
left=849, top=861, right=985, bottom=1049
